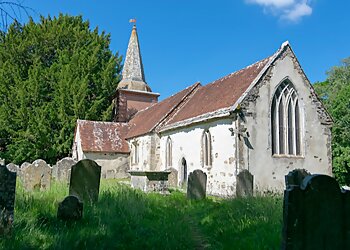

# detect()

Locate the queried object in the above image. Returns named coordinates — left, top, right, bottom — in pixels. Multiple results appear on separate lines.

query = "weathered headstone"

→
left=282, top=173, right=350, bottom=250
left=0, top=165, right=16, bottom=235
left=69, top=159, right=101, bottom=203
left=285, top=168, right=310, bottom=188
left=54, top=157, right=77, bottom=183
left=236, top=169, right=254, bottom=197
left=57, top=195, right=83, bottom=221
left=167, top=168, right=178, bottom=187
left=187, top=170, right=207, bottom=200
left=21, top=159, right=52, bottom=191
left=6, top=163, right=19, bottom=173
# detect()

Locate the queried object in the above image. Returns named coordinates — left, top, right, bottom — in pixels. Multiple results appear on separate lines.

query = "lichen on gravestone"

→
left=69, top=159, right=101, bottom=203
left=187, top=170, right=207, bottom=200
left=20, top=159, right=52, bottom=191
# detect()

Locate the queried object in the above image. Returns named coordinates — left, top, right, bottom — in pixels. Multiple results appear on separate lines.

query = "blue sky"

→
left=8, top=0, right=350, bottom=99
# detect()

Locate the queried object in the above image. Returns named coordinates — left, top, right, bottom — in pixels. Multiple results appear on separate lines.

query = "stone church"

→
left=72, top=24, right=332, bottom=196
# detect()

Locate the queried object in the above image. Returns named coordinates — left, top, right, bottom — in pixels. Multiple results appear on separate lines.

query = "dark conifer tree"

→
left=0, top=14, right=122, bottom=164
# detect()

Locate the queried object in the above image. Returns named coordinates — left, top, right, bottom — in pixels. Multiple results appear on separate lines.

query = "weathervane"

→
left=129, top=18, right=136, bottom=26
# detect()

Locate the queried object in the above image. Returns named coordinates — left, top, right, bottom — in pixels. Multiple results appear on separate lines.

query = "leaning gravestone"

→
left=0, top=164, right=16, bottom=235
left=236, top=169, right=254, bottom=197
left=57, top=195, right=83, bottom=221
left=187, top=170, right=207, bottom=200
left=54, top=157, right=77, bottom=183
left=69, top=159, right=101, bottom=203
left=21, top=159, right=52, bottom=191
left=282, top=173, right=350, bottom=250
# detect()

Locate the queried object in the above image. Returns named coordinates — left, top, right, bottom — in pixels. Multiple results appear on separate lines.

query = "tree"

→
left=0, top=14, right=122, bottom=164
left=0, top=0, right=33, bottom=31
left=314, top=58, right=350, bottom=185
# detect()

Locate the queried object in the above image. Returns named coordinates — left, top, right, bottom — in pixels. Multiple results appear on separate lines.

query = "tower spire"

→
left=118, top=21, right=151, bottom=92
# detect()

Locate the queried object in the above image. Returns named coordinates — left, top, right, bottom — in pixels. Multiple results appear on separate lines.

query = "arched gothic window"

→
left=131, top=141, right=139, bottom=164
left=271, top=80, right=302, bottom=156
left=202, top=130, right=212, bottom=166
left=165, top=137, right=172, bottom=167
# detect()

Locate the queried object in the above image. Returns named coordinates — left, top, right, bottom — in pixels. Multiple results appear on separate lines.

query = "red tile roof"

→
left=77, top=120, right=129, bottom=153
left=126, top=82, right=200, bottom=138
left=164, top=56, right=271, bottom=126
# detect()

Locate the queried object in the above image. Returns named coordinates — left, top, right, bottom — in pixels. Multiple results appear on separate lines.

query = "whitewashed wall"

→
left=73, top=126, right=130, bottom=179
left=129, top=134, right=160, bottom=171
left=160, top=118, right=237, bottom=197
left=83, top=152, right=129, bottom=179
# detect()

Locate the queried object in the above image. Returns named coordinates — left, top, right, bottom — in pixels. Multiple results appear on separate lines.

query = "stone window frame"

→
left=201, top=130, right=212, bottom=167
left=131, top=140, right=139, bottom=165
left=271, top=79, right=303, bottom=157
left=165, top=136, right=172, bottom=167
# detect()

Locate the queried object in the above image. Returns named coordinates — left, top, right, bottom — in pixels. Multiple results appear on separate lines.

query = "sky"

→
left=6, top=0, right=350, bottom=99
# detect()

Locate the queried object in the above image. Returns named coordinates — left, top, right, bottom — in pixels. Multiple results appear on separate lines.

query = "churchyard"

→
left=1, top=160, right=350, bottom=249
left=0, top=160, right=282, bottom=249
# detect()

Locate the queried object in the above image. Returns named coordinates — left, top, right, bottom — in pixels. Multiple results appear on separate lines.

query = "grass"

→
left=1, top=180, right=283, bottom=249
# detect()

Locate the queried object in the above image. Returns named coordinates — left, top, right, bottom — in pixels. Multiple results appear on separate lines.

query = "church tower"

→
left=113, top=23, right=159, bottom=122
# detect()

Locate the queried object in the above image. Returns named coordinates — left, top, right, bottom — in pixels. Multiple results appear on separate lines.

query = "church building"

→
left=73, top=24, right=332, bottom=196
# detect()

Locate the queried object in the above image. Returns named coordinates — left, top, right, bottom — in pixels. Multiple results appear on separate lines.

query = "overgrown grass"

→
left=1, top=180, right=283, bottom=249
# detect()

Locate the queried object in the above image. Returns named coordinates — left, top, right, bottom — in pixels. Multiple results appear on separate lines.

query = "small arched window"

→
left=165, top=137, right=172, bottom=167
left=202, top=130, right=212, bottom=166
left=271, top=80, right=302, bottom=156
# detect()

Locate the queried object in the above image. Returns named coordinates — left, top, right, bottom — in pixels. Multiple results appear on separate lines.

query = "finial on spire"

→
left=129, top=18, right=136, bottom=27
left=118, top=19, right=151, bottom=92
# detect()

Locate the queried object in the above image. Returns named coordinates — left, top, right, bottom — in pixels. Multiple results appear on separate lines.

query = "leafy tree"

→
left=0, top=14, right=122, bottom=164
left=314, top=58, right=350, bottom=185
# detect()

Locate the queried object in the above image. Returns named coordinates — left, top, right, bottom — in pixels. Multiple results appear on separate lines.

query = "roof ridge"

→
left=129, top=81, right=201, bottom=117
left=158, top=41, right=290, bottom=132
left=156, top=82, right=202, bottom=130
left=126, top=82, right=201, bottom=139
left=229, top=40, right=290, bottom=112
left=203, top=56, right=272, bottom=88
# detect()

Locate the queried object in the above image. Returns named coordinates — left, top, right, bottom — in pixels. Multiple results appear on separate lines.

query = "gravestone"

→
left=6, top=163, right=19, bottom=173
left=57, top=195, right=83, bottom=221
left=69, top=159, right=101, bottom=203
left=167, top=168, right=178, bottom=187
left=51, top=164, right=58, bottom=180
left=285, top=168, right=310, bottom=188
left=0, top=164, right=16, bottom=235
left=21, top=159, right=52, bottom=191
left=282, top=173, right=350, bottom=250
left=54, top=157, right=77, bottom=183
left=187, top=170, right=207, bottom=200
left=236, top=169, right=254, bottom=197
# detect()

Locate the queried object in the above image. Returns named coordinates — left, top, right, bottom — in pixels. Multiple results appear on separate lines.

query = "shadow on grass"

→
left=1, top=181, right=282, bottom=250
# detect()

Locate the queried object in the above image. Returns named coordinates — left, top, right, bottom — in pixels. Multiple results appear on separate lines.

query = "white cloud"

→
left=246, top=0, right=313, bottom=22
left=282, top=2, right=312, bottom=22
left=247, top=0, right=295, bottom=8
